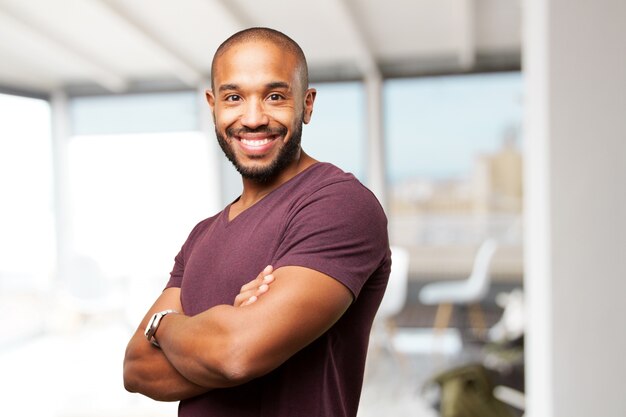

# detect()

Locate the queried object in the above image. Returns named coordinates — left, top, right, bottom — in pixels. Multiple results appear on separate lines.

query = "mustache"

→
left=226, top=126, right=288, bottom=137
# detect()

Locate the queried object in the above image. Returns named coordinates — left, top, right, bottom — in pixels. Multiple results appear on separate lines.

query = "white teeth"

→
left=241, top=138, right=272, bottom=146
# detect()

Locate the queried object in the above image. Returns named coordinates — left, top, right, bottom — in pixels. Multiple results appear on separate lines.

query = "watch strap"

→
left=145, top=309, right=179, bottom=347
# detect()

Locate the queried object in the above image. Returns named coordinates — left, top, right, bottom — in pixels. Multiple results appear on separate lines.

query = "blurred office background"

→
left=0, top=1, right=624, bottom=416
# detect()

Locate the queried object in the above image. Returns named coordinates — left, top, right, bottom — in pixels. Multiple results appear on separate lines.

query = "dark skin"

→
left=123, top=39, right=353, bottom=401
left=123, top=266, right=276, bottom=401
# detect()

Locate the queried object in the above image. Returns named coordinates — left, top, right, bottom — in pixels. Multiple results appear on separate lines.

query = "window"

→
left=305, top=82, right=366, bottom=181
left=384, top=72, right=523, bottom=279
left=67, top=132, right=215, bottom=281
left=0, top=93, right=54, bottom=291
left=67, top=92, right=219, bottom=320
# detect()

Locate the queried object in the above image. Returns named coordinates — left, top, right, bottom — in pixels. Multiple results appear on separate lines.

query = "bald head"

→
left=211, top=27, right=309, bottom=92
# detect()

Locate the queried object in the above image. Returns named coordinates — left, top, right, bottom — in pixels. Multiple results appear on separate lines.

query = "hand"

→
left=233, top=265, right=275, bottom=307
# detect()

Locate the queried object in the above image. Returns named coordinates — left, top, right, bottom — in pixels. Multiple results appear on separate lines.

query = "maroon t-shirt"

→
left=167, top=162, right=391, bottom=417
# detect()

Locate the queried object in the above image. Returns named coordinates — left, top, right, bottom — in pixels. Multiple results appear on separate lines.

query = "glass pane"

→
left=67, top=132, right=216, bottom=283
left=70, top=91, right=198, bottom=135
left=305, top=82, right=366, bottom=181
left=384, top=72, right=523, bottom=280
left=0, top=93, right=54, bottom=291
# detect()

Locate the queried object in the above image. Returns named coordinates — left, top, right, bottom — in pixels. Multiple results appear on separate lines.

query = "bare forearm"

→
left=130, top=266, right=351, bottom=393
left=123, top=331, right=208, bottom=401
left=154, top=267, right=351, bottom=389
left=156, top=306, right=250, bottom=388
left=123, top=270, right=275, bottom=398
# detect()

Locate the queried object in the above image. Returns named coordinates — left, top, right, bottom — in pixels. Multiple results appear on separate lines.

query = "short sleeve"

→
left=272, top=179, right=389, bottom=299
left=166, top=215, right=218, bottom=289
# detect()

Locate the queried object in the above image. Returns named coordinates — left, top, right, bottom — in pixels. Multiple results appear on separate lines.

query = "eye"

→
left=225, top=94, right=241, bottom=102
left=268, top=93, right=284, bottom=101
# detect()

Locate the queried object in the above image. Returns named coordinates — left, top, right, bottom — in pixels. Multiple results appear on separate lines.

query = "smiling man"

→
left=123, top=27, right=391, bottom=417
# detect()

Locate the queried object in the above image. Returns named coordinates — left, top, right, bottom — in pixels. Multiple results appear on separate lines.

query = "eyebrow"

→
left=266, top=81, right=290, bottom=90
left=218, top=83, right=239, bottom=92
left=218, top=81, right=291, bottom=93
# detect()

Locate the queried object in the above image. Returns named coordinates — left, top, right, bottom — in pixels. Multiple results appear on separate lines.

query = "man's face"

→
left=207, top=40, right=316, bottom=183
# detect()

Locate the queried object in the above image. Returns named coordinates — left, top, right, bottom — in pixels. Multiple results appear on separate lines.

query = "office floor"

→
left=0, top=299, right=506, bottom=417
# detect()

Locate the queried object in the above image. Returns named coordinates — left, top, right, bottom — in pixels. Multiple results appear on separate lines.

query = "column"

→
left=197, top=80, right=223, bottom=212
left=524, top=1, right=626, bottom=416
left=365, top=71, right=387, bottom=211
left=50, top=90, right=73, bottom=284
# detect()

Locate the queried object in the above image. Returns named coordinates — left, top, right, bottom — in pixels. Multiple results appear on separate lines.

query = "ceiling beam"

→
left=333, top=0, right=380, bottom=78
left=458, top=0, right=476, bottom=69
left=212, top=0, right=255, bottom=29
left=95, top=0, right=205, bottom=87
left=0, top=4, right=127, bottom=92
left=0, top=35, right=59, bottom=93
left=333, top=0, right=385, bottom=209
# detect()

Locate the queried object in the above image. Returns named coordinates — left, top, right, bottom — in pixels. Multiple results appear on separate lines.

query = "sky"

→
left=7, top=71, right=524, bottom=189
left=384, top=72, right=523, bottom=182
left=0, top=72, right=523, bottom=279
left=304, top=72, right=523, bottom=183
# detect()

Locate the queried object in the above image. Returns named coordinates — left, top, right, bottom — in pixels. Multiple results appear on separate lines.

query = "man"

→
left=123, top=27, right=391, bottom=417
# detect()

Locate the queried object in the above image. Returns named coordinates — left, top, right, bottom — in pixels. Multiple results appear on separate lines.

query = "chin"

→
left=217, top=122, right=303, bottom=182
left=237, top=161, right=283, bottom=183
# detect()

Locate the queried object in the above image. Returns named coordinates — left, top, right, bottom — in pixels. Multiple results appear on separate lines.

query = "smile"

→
left=234, top=134, right=281, bottom=155
left=240, top=138, right=273, bottom=147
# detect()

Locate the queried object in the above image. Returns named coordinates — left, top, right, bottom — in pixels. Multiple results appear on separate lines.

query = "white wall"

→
left=524, top=1, right=626, bottom=416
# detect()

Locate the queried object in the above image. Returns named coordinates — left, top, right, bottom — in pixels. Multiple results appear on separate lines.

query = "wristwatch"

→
left=144, top=309, right=179, bottom=347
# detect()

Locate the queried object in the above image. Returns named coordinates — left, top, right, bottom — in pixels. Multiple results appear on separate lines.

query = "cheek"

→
left=215, top=120, right=236, bottom=136
left=214, top=107, right=238, bottom=126
left=271, top=108, right=299, bottom=126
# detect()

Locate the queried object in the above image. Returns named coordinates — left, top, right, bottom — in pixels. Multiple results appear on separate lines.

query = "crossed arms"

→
left=123, top=265, right=353, bottom=401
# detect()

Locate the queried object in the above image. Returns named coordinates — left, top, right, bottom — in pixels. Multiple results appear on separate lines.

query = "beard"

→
left=216, top=120, right=303, bottom=183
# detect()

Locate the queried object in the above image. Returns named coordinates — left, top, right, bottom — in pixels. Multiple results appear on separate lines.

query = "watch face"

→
left=144, top=310, right=177, bottom=345
left=145, top=313, right=158, bottom=338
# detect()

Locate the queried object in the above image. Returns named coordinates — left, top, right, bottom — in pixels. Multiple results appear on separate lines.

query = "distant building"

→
left=472, top=128, right=523, bottom=213
left=389, top=127, right=524, bottom=250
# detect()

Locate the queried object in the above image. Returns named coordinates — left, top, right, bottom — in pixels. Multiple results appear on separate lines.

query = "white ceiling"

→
left=0, top=0, right=521, bottom=96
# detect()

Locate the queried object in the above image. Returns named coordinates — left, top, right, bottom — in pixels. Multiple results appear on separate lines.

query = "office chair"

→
left=418, top=239, right=498, bottom=335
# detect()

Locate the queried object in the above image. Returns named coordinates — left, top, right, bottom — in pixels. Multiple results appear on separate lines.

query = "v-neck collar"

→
left=223, top=162, right=322, bottom=225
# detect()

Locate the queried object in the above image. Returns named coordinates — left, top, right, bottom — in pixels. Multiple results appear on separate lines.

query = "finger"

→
left=235, top=266, right=275, bottom=307
left=233, top=294, right=246, bottom=307
left=240, top=265, right=274, bottom=292
left=237, top=279, right=271, bottom=306
left=234, top=289, right=257, bottom=307
left=262, top=273, right=275, bottom=285
left=242, top=295, right=258, bottom=306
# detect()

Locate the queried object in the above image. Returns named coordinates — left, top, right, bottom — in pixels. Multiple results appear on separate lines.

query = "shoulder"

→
left=297, top=162, right=356, bottom=188
left=294, top=163, right=380, bottom=201
left=181, top=212, right=222, bottom=248
left=281, top=163, right=388, bottom=248
left=273, top=164, right=389, bottom=297
left=296, top=163, right=386, bottom=221
left=191, top=212, right=221, bottom=234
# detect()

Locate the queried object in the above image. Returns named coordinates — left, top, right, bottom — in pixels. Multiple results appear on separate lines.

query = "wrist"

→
left=145, top=309, right=180, bottom=347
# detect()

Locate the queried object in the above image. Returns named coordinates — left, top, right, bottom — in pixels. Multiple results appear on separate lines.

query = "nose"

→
left=240, top=99, right=269, bottom=129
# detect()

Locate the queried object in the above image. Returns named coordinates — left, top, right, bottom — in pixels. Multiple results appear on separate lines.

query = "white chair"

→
left=377, top=246, right=410, bottom=322
left=418, top=239, right=498, bottom=334
left=370, top=246, right=410, bottom=361
left=59, top=255, right=127, bottom=324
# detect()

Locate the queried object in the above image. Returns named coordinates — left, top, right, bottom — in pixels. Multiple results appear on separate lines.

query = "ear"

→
left=205, top=89, right=215, bottom=109
left=205, top=89, right=216, bottom=123
left=302, top=88, right=316, bottom=124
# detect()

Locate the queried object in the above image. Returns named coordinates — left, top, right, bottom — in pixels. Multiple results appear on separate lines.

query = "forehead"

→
left=212, top=40, right=300, bottom=89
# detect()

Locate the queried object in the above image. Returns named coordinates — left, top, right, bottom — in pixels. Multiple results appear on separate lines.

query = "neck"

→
left=238, top=150, right=317, bottom=208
